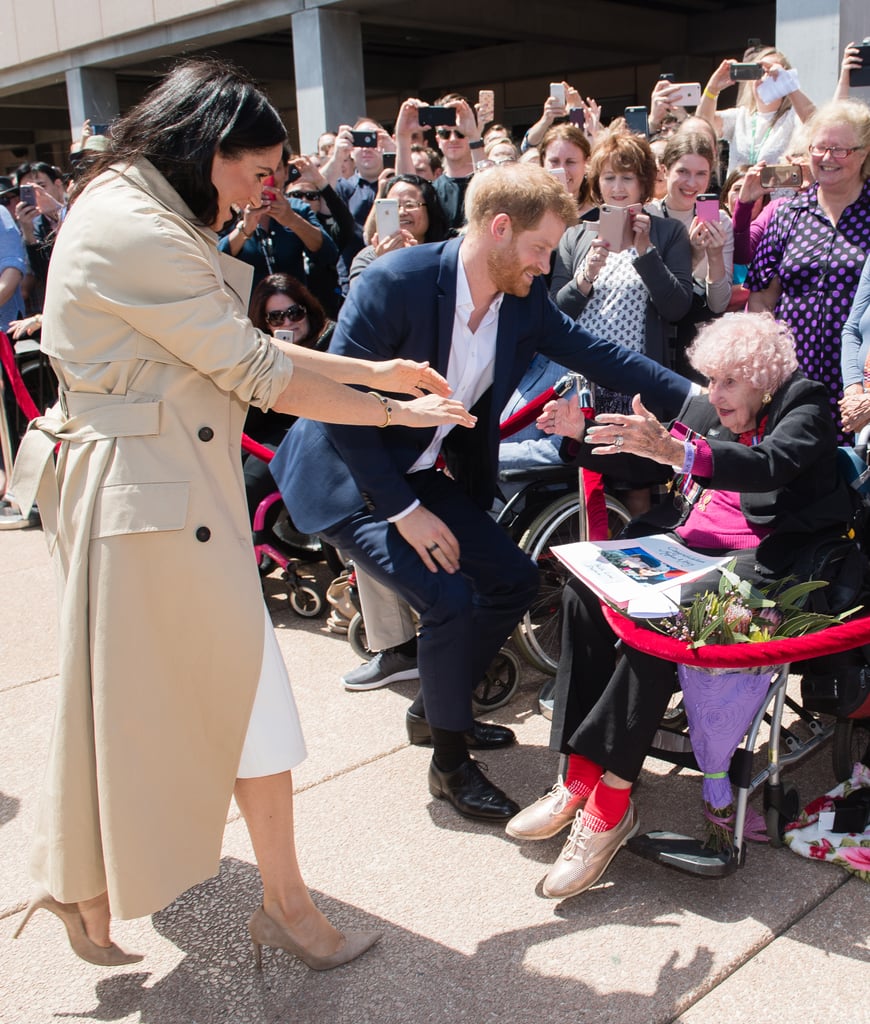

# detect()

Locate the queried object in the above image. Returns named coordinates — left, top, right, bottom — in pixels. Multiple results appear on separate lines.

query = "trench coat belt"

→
left=9, top=392, right=162, bottom=548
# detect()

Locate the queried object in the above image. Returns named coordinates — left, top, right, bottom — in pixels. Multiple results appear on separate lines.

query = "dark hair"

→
left=71, top=58, right=287, bottom=228
left=16, top=161, right=63, bottom=185
left=410, top=144, right=443, bottom=174
left=248, top=273, right=327, bottom=346
left=539, top=123, right=592, bottom=208
left=587, top=127, right=658, bottom=205
left=382, top=173, right=449, bottom=242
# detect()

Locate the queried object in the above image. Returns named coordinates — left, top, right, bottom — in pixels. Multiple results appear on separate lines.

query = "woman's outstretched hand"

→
left=392, top=393, right=476, bottom=429
left=370, top=359, right=452, bottom=397
left=536, top=395, right=587, bottom=440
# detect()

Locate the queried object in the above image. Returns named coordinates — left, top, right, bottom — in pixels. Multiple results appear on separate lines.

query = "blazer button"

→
left=195, top=526, right=211, bottom=542
left=198, top=426, right=214, bottom=442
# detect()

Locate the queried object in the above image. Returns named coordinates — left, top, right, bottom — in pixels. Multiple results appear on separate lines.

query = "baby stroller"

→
left=242, top=432, right=340, bottom=618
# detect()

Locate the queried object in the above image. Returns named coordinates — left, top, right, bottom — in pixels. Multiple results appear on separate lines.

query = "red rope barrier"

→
left=0, top=331, right=41, bottom=422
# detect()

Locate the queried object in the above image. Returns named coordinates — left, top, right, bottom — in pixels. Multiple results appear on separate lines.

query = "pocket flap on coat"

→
left=90, top=482, right=189, bottom=538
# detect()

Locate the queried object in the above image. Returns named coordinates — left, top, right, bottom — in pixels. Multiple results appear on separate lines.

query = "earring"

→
left=762, top=393, right=772, bottom=405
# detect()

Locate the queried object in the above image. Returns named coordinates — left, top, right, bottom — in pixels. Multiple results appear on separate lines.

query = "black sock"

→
left=431, top=727, right=469, bottom=772
left=395, top=636, right=418, bottom=658
left=408, top=690, right=425, bottom=718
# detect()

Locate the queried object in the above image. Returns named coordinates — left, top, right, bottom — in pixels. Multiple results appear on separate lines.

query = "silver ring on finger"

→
left=614, top=435, right=624, bottom=449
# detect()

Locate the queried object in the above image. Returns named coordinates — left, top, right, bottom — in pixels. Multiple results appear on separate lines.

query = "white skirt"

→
left=237, top=606, right=307, bottom=778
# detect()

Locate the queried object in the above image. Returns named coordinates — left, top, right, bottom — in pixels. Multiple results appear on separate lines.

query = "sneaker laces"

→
left=561, top=809, right=589, bottom=860
left=545, top=777, right=575, bottom=814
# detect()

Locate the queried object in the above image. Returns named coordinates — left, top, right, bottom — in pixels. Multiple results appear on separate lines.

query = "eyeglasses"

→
left=395, top=199, right=425, bottom=211
left=288, top=190, right=321, bottom=202
left=809, top=144, right=863, bottom=159
left=435, top=128, right=465, bottom=140
left=265, top=304, right=307, bottom=326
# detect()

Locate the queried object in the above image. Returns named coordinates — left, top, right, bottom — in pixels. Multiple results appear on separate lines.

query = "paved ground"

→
left=1, top=525, right=868, bottom=1024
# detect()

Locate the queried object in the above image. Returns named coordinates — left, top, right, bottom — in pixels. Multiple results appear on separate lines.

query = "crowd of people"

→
left=3, top=32, right=870, bottom=980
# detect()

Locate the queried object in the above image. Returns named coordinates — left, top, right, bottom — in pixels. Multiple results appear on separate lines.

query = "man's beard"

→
left=486, top=241, right=538, bottom=297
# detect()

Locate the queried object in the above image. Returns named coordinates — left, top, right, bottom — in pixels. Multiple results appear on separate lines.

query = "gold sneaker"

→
left=542, top=801, right=639, bottom=899
left=505, top=779, right=586, bottom=841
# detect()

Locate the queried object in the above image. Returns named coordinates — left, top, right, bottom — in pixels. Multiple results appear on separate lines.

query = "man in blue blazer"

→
left=271, top=163, right=693, bottom=823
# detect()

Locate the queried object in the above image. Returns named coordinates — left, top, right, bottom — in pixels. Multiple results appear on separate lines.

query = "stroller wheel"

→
left=832, top=717, right=870, bottom=782
left=347, top=613, right=374, bottom=661
left=473, top=648, right=520, bottom=713
left=289, top=584, right=324, bottom=618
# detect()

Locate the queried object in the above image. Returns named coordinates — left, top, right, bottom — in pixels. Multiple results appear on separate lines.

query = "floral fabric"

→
left=784, top=762, right=870, bottom=881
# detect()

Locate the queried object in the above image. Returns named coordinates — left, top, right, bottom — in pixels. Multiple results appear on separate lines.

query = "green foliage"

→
left=654, top=560, right=861, bottom=649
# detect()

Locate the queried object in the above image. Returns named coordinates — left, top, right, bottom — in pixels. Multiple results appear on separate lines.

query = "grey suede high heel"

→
left=248, top=906, right=381, bottom=971
left=13, top=889, right=144, bottom=967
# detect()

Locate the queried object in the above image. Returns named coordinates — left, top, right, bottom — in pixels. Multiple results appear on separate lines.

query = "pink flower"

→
left=837, top=846, right=870, bottom=871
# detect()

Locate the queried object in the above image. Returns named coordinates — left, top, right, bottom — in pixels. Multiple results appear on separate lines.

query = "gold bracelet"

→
left=238, top=221, right=253, bottom=238
left=703, top=86, right=719, bottom=101
left=368, top=390, right=393, bottom=427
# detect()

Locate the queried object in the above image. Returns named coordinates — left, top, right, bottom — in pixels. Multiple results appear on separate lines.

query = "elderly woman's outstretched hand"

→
left=536, top=395, right=587, bottom=440
left=585, top=395, right=685, bottom=465
left=370, top=359, right=452, bottom=398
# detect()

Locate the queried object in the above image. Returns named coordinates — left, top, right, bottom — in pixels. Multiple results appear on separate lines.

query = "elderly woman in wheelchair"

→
left=506, top=311, right=861, bottom=899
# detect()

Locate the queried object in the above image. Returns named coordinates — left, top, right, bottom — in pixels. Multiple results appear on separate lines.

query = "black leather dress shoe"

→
left=428, top=757, right=520, bottom=822
left=406, top=710, right=516, bottom=749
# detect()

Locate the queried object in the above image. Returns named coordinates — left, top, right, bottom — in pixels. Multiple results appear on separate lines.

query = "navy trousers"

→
left=322, top=469, right=539, bottom=731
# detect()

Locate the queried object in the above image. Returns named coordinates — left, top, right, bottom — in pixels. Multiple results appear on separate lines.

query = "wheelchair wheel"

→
left=512, top=491, right=630, bottom=675
left=288, top=584, right=323, bottom=618
left=832, top=717, right=870, bottom=782
left=764, top=779, right=800, bottom=847
left=473, top=648, right=520, bottom=713
left=347, top=612, right=374, bottom=661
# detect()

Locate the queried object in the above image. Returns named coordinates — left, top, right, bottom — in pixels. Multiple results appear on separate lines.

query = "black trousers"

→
left=549, top=547, right=765, bottom=783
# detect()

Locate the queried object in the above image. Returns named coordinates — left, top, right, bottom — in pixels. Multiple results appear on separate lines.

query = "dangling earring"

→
left=762, top=393, right=772, bottom=405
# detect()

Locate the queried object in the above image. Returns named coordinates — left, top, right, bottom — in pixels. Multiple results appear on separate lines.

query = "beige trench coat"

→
left=12, top=160, right=294, bottom=920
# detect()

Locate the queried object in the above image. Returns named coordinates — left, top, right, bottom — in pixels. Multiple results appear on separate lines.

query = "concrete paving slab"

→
left=676, top=879, right=870, bottom=1024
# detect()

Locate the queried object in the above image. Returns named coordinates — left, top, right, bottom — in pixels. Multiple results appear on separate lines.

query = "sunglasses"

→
left=289, top=190, right=322, bottom=202
left=265, top=304, right=307, bottom=326
left=435, top=128, right=465, bottom=140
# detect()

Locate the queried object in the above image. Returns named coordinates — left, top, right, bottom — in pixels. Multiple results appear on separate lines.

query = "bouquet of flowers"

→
left=651, top=563, right=860, bottom=850
left=654, top=562, right=860, bottom=649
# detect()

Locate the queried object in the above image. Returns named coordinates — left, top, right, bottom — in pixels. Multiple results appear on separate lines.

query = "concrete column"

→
left=65, top=67, right=120, bottom=144
left=776, top=0, right=870, bottom=106
left=291, top=8, right=366, bottom=155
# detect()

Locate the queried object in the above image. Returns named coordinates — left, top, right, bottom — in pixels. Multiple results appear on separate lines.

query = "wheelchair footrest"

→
left=627, top=831, right=740, bottom=878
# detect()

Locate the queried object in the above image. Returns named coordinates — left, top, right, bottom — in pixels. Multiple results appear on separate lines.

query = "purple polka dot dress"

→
left=747, top=180, right=870, bottom=440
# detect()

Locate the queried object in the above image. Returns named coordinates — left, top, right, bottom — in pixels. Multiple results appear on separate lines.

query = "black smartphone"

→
left=852, top=40, right=870, bottom=88
left=286, top=164, right=301, bottom=183
left=382, top=152, right=397, bottom=170
left=417, top=106, right=456, bottom=128
left=658, top=73, right=675, bottom=82
left=730, top=62, right=764, bottom=81
left=350, top=129, right=378, bottom=148
left=624, top=106, right=649, bottom=139
left=19, top=184, right=36, bottom=207
left=91, top=123, right=109, bottom=136
left=568, top=107, right=585, bottom=129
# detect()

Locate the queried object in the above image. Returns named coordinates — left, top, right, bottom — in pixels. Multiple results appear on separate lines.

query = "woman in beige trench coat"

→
left=10, top=60, right=474, bottom=972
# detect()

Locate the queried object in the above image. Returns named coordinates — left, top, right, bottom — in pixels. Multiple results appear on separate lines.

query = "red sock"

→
left=583, top=779, right=631, bottom=834
left=565, top=754, right=602, bottom=798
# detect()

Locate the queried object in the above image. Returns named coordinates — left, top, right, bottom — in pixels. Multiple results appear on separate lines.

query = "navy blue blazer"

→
left=271, top=237, right=692, bottom=534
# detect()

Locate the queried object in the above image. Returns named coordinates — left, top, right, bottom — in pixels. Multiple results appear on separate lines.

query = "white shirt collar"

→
left=456, top=247, right=505, bottom=322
